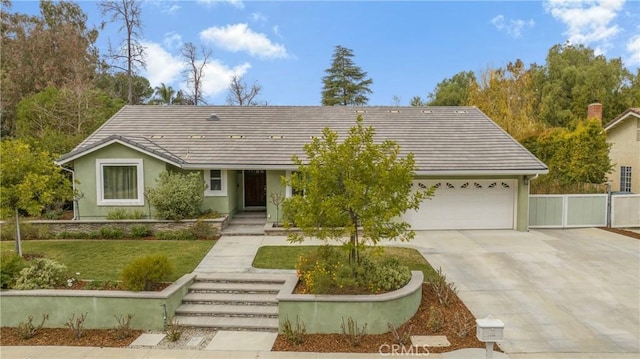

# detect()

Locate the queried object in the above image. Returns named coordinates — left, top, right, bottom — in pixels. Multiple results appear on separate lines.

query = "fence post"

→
left=606, top=184, right=612, bottom=228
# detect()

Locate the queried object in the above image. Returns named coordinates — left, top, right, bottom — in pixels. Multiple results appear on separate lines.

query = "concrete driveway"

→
left=407, top=228, right=640, bottom=355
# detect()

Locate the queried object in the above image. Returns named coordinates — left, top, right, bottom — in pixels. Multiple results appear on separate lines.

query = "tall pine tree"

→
left=321, top=46, right=373, bottom=106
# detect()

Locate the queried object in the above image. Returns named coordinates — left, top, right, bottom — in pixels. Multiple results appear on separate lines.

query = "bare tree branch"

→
left=226, top=75, right=265, bottom=106
left=181, top=42, right=211, bottom=106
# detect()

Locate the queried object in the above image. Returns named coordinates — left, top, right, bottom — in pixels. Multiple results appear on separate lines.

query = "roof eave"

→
left=414, top=169, right=549, bottom=176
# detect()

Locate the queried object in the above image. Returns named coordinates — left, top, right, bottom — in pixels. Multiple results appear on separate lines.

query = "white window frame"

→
left=620, top=166, right=632, bottom=192
left=96, top=159, right=144, bottom=206
left=204, top=169, right=227, bottom=197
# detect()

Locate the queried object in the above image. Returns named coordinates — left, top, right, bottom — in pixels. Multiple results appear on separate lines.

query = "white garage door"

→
left=403, top=179, right=516, bottom=230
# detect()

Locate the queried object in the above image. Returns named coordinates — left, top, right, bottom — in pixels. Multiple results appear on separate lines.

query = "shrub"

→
left=165, top=317, right=183, bottom=342
left=99, top=226, right=124, bottom=239
left=17, top=314, right=48, bottom=339
left=66, top=312, right=87, bottom=340
left=296, top=246, right=345, bottom=294
left=121, top=254, right=173, bottom=291
left=363, top=258, right=411, bottom=293
left=0, top=222, right=50, bottom=241
left=113, top=314, right=135, bottom=339
left=146, top=171, right=205, bottom=220
left=56, top=231, right=92, bottom=239
left=155, top=229, right=196, bottom=241
left=452, top=311, right=474, bottom=338
left=85, top=280, right=118, bottom=290
left=388, top=322, right=413, bottom=345
left=106, top=208, right=145, bottom=220
left=281, top=315, right=306, bottom=344
left=429, top=267, right=458, bottom=306
left=1, top=253, right=27, bottom=289
left=130, top=225, right=153, bottom=238
left=341, top=317, right=367, bottom=347
left=190, top=219, right=218, bottom=239
left=43, top=209, right=64, bottom=220
left=427, top=305, right=444, bottom=333
left=14, top=258, right=68, bottom=289
left=198, top=209, right=220, bottom=219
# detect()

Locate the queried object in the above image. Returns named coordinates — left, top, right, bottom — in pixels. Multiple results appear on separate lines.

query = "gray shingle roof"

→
left=58, top=105, right=548, bottom=175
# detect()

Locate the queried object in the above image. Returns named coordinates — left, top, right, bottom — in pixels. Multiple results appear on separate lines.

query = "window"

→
left=204, top=169, right=226, bottom=196
left=620, top=166, right=632, bottom=192
left=96, top=159, right=144, bottom=206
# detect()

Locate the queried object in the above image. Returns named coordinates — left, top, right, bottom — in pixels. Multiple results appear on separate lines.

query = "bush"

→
left=362, top=258, right=411, bottom=293
left=165, top=316, right=183, bottom=342
left=17, top=314, right=48, bottom=339
left=427, top=305, right=444, bottom=333
left=130, top=225, right=153, bottom=238
left=43, top=208, right=64, bottom=220
left=155, top=229, right=196, bottom=241
left=106, top=208, right=145, bottom=220
left=66, top=312, right=87, bottom=340
left=190, top=220, right=217, bottom=239
left=1, top=253, right=27, bottom=289
left=146, top=171, right=205, bottom=220
left=429, top=267, right=458, bottom=306
left=281, top=315, right=306, bottom=345
left=121, top=254, right=173, bottom=291
left=0, top=222, right=50, bottom=241
left=341, top=317, right=367, bottom=347
left=99, top=226, right=124, bottom=239
left=14, top=258, right=68, bottom=289
left=56, top=231, right=91, bottom=239
left=113, top=314, right=135, bottom=340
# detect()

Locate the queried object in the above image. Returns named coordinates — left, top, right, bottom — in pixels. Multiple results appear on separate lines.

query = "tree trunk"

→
left=14, top=208, right=22, bottom=257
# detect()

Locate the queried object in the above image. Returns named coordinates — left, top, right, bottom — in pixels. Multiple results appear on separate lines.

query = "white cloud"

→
left=142, top=42, right=185, bottom=88
left=626, top=34, right=640, bottom=66
left=164, top=4, right=180, bottom=14
left=146, top=0, right=180, bottom=15
left=200, top=23, right=288, bottom=59
left=198, top=61, right=251, bottom=97
left=491, top=15, right=535, bottom=38
left=251, top=12, right=268, bottom=23
left=543, top=0, right=625, bottom=46
left=163, top=32, right=183, bottom=50
left=197, top=0, right=244, bottom=9
left=272, top=25, right=280, bottom=37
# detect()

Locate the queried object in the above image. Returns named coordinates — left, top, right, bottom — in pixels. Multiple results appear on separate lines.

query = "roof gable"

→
left=605, top=108, right=640, bottom=132
left=58, top=106, right=548, bottom=175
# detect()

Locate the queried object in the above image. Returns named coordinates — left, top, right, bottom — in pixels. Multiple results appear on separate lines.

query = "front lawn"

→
left=252, top=245, right=438, bottom=282
left=0, top=240, right=215, bottom=281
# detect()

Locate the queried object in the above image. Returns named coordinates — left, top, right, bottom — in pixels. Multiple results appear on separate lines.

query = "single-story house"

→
left=604, top=108, right=640, bottom=193
left=56, top=106, right=548, bottom=231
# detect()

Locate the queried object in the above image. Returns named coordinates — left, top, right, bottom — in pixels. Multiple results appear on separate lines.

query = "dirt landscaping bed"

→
left=599, top=227, right=640, bottom=240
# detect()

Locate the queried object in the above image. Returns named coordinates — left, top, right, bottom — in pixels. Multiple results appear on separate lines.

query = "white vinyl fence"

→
left=611, top=194, right=640, bottom=228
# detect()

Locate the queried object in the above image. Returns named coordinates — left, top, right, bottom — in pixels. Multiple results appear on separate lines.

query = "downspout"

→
left=59, top=166, right=78, bottom=220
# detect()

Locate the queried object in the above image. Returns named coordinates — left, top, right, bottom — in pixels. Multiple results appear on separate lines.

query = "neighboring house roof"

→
left=57, top=105, right=548, bottom=176
left=604, top=108, right=640, bottom=132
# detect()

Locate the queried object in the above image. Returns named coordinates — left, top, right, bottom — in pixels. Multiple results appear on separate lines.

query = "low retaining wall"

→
left=277, top=271, right=423, bottom=334
left=0, top=217, right=228, bottom=237
left=0, top=274, right=195, bottom=330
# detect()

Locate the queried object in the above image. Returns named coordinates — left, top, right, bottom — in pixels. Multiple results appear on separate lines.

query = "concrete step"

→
left=233, top=212, right=267, bottom=219
left=175, top=304, right=278, bottom=317
left=195, top=272, right=290, bottom=283
left=222, top=224, right=265, bottom=235
left=229, top=217, right=267, bottom=225
left=182, top=292, right=278, bottom=305
left=189, top=282, right=283, bottom=293
left=173, top=315, right=278, bottom=331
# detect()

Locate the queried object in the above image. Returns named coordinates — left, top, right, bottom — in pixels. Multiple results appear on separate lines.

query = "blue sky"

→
left=11, top=0, right=640, bottom=105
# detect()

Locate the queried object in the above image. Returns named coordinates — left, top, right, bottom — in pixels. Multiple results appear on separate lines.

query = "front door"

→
left=244, top=170, right=266, bottom=207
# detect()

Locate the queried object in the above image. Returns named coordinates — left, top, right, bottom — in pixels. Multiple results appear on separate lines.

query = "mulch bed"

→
left=272, top=283, right=492, bottom=353
left=0, top=327, right=143, bottom=347
left=599, top=227, right=640, bottom=240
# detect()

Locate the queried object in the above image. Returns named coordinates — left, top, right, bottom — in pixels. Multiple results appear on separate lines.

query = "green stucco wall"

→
left=266, top=170, right=286, bottom=223
left=74, top=143, right=168, bottom=219
left=0, top=274, right=193, bottom=330
left=278, top=272, right=423, bottom=334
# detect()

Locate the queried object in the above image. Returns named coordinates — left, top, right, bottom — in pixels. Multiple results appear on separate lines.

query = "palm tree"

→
left=150, top=83, right=176, bottom=105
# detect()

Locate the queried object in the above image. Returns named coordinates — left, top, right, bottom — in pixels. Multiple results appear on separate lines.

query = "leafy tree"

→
left=522, top=119, right=611, bottom=191
left=426, top=71, right=476, bottom=106
left=99, top=0, right=145, bottom=105
left=0, top=140, right=73, bottom=256
left=283, top=116, right=432, bottom=264
left=1, top=0, right=100, bottom=137
left=181, top=42, right=211, bottom=105
left=145, top=171, right=205, bottom=220
left=534, top=44, right=637, bottom=127
left=410, top=96, right=426, bottom=107
left=226, top=75, right=265, bottom=106
left=149, top=83, right=190, bottom=105
left=16, top=86, right=124, bottom=154
left=95, top=72, right=153, bottom=105
left=468, top=60, right=544, bottom=140
left=321, top=45, right=373, bottom=106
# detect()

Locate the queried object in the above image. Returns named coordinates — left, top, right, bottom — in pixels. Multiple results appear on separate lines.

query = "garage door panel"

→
left=404, top=180, right=515, bottom=230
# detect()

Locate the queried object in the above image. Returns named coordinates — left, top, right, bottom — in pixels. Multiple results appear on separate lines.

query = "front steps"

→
left=174, top=273, right=288, bottom=332
left=222, top=212, right=266, bottom=236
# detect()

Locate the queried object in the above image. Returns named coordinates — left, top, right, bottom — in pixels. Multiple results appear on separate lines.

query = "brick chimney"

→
left=587, top=102, right=602, bottom=122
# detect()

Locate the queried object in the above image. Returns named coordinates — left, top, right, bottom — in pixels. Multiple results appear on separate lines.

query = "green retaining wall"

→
left=277, top=271, right=423, bottom=334
left=0, top=274, right=195, bottom=330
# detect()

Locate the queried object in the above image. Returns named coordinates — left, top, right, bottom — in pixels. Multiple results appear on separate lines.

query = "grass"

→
left=252, top=245, right=439, bottom=282
left=0, top=240, right=215, bottom=281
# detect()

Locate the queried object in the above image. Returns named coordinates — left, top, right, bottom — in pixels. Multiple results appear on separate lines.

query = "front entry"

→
left=244, top=170, right=266, bottom=207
